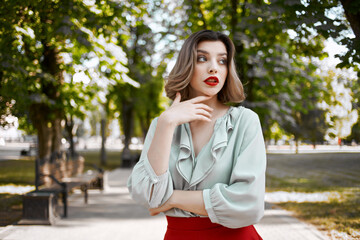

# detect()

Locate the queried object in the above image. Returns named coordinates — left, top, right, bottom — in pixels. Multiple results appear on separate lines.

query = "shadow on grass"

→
left=278, top=190, right=360, bottom=237
left=0, top=194, right=22, bottom=226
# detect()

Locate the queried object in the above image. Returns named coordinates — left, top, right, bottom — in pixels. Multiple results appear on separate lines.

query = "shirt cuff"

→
left=203, top=189, right=219, bottom=224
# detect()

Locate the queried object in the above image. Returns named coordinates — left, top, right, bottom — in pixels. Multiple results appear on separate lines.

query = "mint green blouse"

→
left=127, top=106, right=266, bottom=229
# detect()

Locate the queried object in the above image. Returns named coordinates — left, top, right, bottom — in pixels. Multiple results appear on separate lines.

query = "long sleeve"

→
left=127, top=118, right=174, bottom=208
left=202, top=112, right=266, bottom=228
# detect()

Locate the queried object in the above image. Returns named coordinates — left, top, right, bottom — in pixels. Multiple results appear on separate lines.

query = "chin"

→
left=202, top=92, right=219, bottom=98
left=190, top=88, right=221, bottom=98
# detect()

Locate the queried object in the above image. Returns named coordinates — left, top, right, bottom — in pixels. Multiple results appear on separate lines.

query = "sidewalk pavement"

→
left=0, top=168, right=329, bottom=240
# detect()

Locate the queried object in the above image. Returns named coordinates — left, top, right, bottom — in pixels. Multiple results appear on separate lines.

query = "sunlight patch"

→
left=0, top=185, right=35, bottom=194
left=265, top=191, right=340, bottom=203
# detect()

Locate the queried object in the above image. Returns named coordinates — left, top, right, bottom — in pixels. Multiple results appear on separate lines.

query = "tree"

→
left=0, top=0, right=131, bottom=180
left=273, top=0, right=360, bottom=143
left=346, top=120, right=360, bottom=144
left=268, top=0, right=359, bottom=71
left=284, top=105, right=329, bottom=151
left=107, top=0, right=170, bottom=166
left=335, top=0, right=360, bottom=70
left=62, top=78, right=99, bottom=157
left=321, top=70, right=358, bottom=144
left=346, top=66, right=360, bottom=142
left=173, top=0, right=329, bottom=143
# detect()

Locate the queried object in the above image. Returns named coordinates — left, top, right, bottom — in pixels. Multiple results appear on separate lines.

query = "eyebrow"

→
left=197, top=49, right=227, bottom=56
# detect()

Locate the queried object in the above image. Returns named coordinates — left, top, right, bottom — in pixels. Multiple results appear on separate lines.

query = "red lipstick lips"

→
left=204, top=76, right=219, bottom=86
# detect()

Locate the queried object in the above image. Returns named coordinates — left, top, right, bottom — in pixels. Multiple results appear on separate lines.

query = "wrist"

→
left=159, top=112, right=178, bottom=128
left=169, top=190, right=180, bottom=208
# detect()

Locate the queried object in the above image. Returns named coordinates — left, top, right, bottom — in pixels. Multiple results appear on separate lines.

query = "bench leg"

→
left=62, top=191, right=68, bottom=218
left=98, top=176, right=104, bottom=191
left=80, top=184, right=89, bottom=204
left=84, top=185, right=88, bottom=204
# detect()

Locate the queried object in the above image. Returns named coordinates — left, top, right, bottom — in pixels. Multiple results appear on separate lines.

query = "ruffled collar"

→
left=176, top=106, right=243, bottom=187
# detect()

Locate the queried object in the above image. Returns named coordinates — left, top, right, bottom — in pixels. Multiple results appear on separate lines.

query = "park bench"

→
left=19, top=151, right=104, bottom=225
left=20, top=143, right=37, bottom=156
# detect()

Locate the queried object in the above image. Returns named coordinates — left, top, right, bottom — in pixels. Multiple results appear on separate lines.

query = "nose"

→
left=208, top=61, right=218, bottom=74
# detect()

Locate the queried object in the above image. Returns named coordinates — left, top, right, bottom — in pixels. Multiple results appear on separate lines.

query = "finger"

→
left=173, top=92, right=181, bottom=104
left=196, top=109, right=212, bottom=119
left=149, top=210, right=159, bottom=216
left=149, top=208, right=158, bottom=215
left=194, top=115, right=212, bottom=122
left=195, top=103, right=213, bottom=113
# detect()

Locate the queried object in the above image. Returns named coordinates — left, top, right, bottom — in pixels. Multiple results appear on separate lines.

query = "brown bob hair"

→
left=165, top=30, right=245, bottom=104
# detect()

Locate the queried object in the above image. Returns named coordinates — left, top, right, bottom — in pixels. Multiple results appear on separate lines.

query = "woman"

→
left=127, top=30, right=266, bottom=240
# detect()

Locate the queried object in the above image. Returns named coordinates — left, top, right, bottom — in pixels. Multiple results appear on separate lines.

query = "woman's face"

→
left=189, top=40, right=228, bottom=99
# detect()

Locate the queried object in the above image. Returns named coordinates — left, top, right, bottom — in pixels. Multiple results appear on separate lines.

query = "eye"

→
left=197, top=55, right=207, bottom=62
left=219, top=58, right=227, bottom=65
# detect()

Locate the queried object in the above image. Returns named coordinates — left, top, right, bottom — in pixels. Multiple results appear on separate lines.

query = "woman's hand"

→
left=159, top=92, right=213, bottom=127
left=147, top=92, right=211, bottom=176
left=149, top=193, right=176, bottom=216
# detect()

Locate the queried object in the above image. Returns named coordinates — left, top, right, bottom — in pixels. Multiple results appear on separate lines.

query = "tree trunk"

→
left=295, top=138, right=299, bottom=154
left=65, top=115, right=76, bottom=157
left=121, top=101, right=134, bottom=167
left=139, top=116, right=146, bottom=143
left=138, top=110, right=150, bottom=142
left=51, top=115, right=62, bottom=154
left=340, top=0, right=360, bottom=40
left=100, top=118, right=107, bottom=166
left=33, top=38, right=64, bottom=185
left=30, top=104, right=52, bottom=160
left=30, top=104, right=54, bottom=186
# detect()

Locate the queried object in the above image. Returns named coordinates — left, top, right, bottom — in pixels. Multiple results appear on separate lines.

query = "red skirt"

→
left=164, top=216, right=262, bottom=240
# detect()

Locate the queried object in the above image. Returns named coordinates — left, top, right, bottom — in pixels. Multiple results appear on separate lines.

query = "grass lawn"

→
left=79, top=150, right=125, bottom=171
left=0, top=151, right=128, bottom=186
left=0, top=159, right=35, bottom=186
left=0, top=159, right=36, bottom=226
left=266, top=153, right=360, bottom=239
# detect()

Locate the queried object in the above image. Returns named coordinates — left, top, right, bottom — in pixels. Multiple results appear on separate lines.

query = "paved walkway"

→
left=0, top=168, right=329, bottom=240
